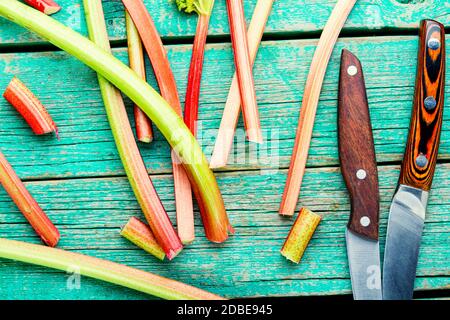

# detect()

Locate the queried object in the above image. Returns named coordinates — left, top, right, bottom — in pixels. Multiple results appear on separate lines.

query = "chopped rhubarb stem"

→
left=210, top=0, right=274, bottom=168
left=279, top=0, right=357, bottom=216
left=121, top=217, right=166, bottom=260
left=0, top=151, right=59, bottom=247
left=226, top=0, right=262, bottom=143
left=122, top=0, right=196, bottom=244
left=83, top=0, right=182, bottom=259
left=125, top=11, right=153, bottom=143
left=0, top=238, right=225, bottom=300
left=184, top=13, right=211, bottom=136
left=24, top=0, right=60, bottom=15
left=3, top=77, right=58, bottom=136
left=280, top=208, right=321, bottom=264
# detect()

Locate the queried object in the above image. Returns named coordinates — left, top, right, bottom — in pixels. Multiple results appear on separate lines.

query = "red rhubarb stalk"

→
left=226, top=0, right=262, bottom=143
left=125, top=12, right=153, bottom=143
left=83, top=0, right=183, bottom=259
left=121, top=0, right=196, bottom=244
left=121, top=217, right=165, bottom=260
left=3, top=77, right=58, bottom=137
left=24, top=0, right=60, bottom=15
left=176, top=0, right=215, bottom=136
left=0, top=151, right=59, bottom=247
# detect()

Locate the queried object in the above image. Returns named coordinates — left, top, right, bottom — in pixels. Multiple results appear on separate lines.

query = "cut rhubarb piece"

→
left=0, top=151, right=60, bottom=247
left=121, top=217, right=165, bottom=260
left=280, top=208, right=321, bottom=264
left=176, top=0, right=215, bottom=136
left=210, top=0, right=274, bottom=169
left=3, top=77, right=58, bottom=136
left=122, top=0, right=196, bottom=244
left=24, top=0, right=60, bottom=15
left=0, top=238, right=225, bottom=300
left=83, top=0, right=183, bottom=260
left=226, top=0, right=262, bottom=143
left=125, top=11, right=153, bottom=143
left=0, top=0, right=232, bottom=244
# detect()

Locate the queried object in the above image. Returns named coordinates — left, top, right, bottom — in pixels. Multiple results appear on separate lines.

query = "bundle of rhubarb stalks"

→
left=0, top=0, right=277, bottom=300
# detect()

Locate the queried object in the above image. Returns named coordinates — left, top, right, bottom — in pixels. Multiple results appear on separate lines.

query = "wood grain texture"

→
left=0, top=37, right=448, bottom=180
left=399, top=20, right=445, bottom=191
left=0, top=0, right=449, bottom=46
left=0, top=164, right=448, bottom=299
left=338, top=49, right=379, bottom=240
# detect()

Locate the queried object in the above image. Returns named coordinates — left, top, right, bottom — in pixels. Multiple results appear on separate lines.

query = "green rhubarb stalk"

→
left=0, top=238, right=224, bottom=300
left=121, top=217, right=165, bottom=260
left=0, top=0, right=231, bottom=243
left=83, top=0, right=182, bottom=260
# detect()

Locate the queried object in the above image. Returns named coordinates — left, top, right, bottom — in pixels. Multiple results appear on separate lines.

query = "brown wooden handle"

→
left=338, top=49, right=379, bottom=240
left=399, top=20, right=445, bottom=191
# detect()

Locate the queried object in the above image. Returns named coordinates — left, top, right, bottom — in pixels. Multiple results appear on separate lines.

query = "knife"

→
left=338, top=49, right=382, bottom=300
left=383, top=19, right=445, bottom=300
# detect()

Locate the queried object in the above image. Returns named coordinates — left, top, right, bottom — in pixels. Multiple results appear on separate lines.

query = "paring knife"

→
left=338, top=49, right=382, bottom=300
left=383, top=19, right=446, bottom=300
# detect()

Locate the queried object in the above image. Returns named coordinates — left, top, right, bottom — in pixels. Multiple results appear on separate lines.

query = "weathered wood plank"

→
left=0, top=164, right=448, bottom=298
left=0, top=0, right=449, bottom=46
left=0, top=36, right=448, bottom=179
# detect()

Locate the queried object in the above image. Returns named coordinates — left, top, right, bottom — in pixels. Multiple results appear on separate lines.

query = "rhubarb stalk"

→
left=121, top=217, right=165, bottom=260
left=125, top=12, right=153, bottom=143
left=121, top=0, right=196, bottom=244
left=210, top=0, right=274, bottom=168
left=24, top=0, right=60, bottom=15
left=279, top=0, right=357, bottom=216
left=0, top=0, right=232, bottom=243
left=0, top=238, right=224, bottom=300
left=176, top=0, right=215, bottom=136
left=83, top=0, right=182, bottom=259
left=226, top=0, right=262, bottom=143
left=0, top=151, right=59, bottom=247
left=3, top=77, right=58, bottom=136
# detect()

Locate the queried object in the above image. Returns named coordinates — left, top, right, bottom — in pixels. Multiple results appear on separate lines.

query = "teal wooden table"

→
left=0, top=0, right=449, bottom=299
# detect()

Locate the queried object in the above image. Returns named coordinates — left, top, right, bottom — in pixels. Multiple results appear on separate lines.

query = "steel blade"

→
left=382, top=185, right=428, bottom=300
left=345, top=228, right=382, bottom=300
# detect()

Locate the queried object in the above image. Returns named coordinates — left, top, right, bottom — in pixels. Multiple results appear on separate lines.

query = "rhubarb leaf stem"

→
left=83, top=0, right=182, bottom=259
left=0, top=238, right=224, bottom=300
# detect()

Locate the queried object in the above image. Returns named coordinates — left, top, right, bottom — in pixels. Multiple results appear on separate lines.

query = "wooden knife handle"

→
left=338, top=49, right=379, bottom=240
left=399, top=20, right=445, bottom=191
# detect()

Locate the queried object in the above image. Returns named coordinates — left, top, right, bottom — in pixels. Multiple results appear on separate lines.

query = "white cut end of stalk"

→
left=44, top=5, right=61, bottom=15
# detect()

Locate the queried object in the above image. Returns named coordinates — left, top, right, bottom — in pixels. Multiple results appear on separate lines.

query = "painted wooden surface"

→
left=0, top=0, right=449, bottom=299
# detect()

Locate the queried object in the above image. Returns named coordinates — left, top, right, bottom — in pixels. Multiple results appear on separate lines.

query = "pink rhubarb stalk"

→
left=83, top=0, right=183, bottom=259
left=225, top=0, right=262, bottom=143
left=176, top=0, right=215, bottom=136
left=0, top=151, right=60, bottom=247
left=24, top=0, right=60, bottom=15
left=210, top=0, right=273, bottom=168
left=125, top=11, right=153, bottom=143
left=121, top=217, right=165, bottom=260
left=122, top=0, right=196, bottom=244
left=3, top=77, right=58, bottom=136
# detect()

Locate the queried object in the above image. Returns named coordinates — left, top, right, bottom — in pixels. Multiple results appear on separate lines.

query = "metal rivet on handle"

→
left=416, top=154, right=428, bottom=168
left=356, top=169, right=367, bottom=180
left=360, top=216, right=371, bottom=227
left=347, top=65, right=358, bottom=76
left=428, top=38, right=440, bottom=50
left=424, top=96, right=437, bottom=110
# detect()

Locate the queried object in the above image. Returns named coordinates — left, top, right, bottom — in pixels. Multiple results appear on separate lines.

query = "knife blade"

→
left=383, top=19, right=445, bottom=300
left=338, top=49, right=382, bottom=300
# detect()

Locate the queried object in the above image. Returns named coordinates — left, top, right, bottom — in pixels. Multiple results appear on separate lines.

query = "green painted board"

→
left=0, top=0, right=449, bottom=46
left=0, top=164, right=449, bottom=299
left=0, top=0, right=449, bottom=300
left=0, top=36, right=449, bottom=180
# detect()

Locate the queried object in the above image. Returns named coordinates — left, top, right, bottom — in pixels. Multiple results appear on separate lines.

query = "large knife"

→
left=383, top=20, right=446, bottom=300
left=338, top=49, right=382, bottom=300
